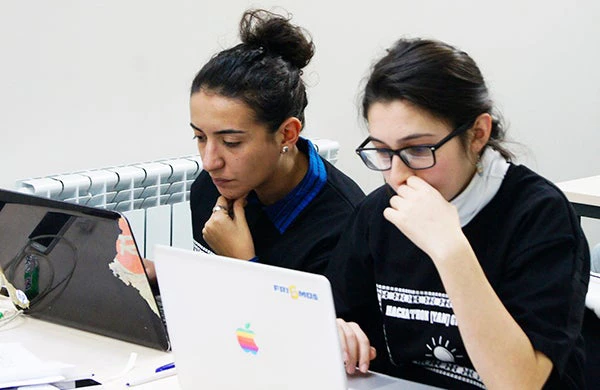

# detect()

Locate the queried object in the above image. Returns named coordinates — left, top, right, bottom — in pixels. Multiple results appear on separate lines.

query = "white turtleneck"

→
left=451, top=148, right=510, bottom=227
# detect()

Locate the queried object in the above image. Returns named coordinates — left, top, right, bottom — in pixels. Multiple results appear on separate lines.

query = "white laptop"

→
left=153, top=245, right=438, bottom=390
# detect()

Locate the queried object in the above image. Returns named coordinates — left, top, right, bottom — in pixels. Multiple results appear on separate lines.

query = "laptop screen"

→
left=153, top=245, right=348, bottom=389
left=0, top=189, right=169, bottom=350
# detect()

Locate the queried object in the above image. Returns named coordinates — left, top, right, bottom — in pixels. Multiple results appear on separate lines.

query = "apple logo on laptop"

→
left=236, top=323, right=259, bottom=355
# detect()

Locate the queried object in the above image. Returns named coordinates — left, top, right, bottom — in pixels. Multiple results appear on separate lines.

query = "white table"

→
left=556, top=175, right=600, bottom=219
left=0, top=313, right=439, bottom=389
left=557, top=176, right=600, bottom=319
left=0, top=314, right=177, bottom=389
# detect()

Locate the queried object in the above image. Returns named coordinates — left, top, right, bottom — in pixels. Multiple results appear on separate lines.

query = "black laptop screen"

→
left=0, top=189, right=169, bottom=351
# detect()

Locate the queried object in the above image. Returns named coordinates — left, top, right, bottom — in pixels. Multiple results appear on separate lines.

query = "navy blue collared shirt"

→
left=190, top=135, right=365, bottom=269
left=248, top=137, right=327, bottom=234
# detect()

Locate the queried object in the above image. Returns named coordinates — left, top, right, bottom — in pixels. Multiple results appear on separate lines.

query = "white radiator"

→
left=15, top=139, right=340, bottom=258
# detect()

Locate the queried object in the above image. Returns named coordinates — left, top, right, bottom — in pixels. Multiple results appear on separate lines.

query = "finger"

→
left=212, top=195, right=228, bottom=209
left=347, top=322, right=372, bottom=373
left=211, top=205, right=229, bottom=215
left=370, top=346, right=377, bottom=361
left=386, top=195, right=407, bottom=220
left=142, top=259, right=156, bottom=283
left=389, top=194, right=404, bottom=210
left=336, top=319, right=357, bottom=374
left=202, top=224, right=214, bottom=242
left=211, top=194, right=230, bottom=214
left=405, top=175, right=427, bottom=189
left=405, top=176, right=438, bottom=196
left=202, top=219, right=221, bottom=238
left=383, top=206, right=405, bottom=230
left=217, top=195, right=236, bottom=212
left=336, top=319, right=350, bottom=365
left=395, top=182, right=417, bottom=200
left=232, top=197, right=247, bottom=224
left=407, top=176, right=448, bottom=204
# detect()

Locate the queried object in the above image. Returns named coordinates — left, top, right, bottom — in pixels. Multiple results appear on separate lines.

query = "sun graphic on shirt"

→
left=425, top=336, right=464, bottom=362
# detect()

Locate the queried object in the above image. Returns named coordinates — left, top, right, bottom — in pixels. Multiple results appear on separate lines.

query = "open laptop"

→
left=153, top=245, right=438, bottom=390
left=0, top=188, right=169, bottom=351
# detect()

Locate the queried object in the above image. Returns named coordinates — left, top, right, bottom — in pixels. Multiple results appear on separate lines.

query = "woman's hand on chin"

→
left=202, top=195, right=255, bottom=260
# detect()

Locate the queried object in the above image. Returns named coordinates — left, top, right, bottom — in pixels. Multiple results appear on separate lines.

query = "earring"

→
left=476, top=156, right=484, bottom=176
left=281, top=146, right=289, bottom=154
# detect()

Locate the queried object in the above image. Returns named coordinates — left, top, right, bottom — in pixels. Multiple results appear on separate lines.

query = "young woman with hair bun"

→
left=187, top=9, right=364, bottom=273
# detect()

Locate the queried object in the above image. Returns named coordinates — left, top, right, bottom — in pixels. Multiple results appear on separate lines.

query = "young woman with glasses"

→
left=327, top=38, right=589, bottom=389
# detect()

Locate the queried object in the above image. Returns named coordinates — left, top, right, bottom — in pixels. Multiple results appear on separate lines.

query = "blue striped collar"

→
left=248, top=137, right=327, bottom=234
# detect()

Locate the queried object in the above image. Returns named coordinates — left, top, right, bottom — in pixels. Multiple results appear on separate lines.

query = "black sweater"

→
left=190, top=158, right=365, bottom=275
left=327, top=164, right=590, bottom=389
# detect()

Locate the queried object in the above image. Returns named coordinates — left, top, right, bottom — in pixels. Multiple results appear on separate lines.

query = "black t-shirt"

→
left=190, top=157, right=365, bottom=275
left=328, top=164, right=590, bottom=389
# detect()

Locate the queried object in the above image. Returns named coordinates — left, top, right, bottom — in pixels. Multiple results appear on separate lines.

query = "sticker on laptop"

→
left=236, top=323, right=259, bottom=355
left=108, top=218, right=159, bottom=316
left=273, top=284, right=318, bottom=301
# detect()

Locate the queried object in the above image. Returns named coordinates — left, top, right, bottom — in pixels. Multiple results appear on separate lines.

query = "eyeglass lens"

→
left=359, top=146, right=435, bottom=170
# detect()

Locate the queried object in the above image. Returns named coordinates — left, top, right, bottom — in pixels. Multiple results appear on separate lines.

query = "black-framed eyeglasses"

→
left=355, top=120, right=474, bottom=171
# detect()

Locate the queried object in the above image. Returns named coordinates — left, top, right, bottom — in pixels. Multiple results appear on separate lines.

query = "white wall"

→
left=1, top=0, right=599, bottom=242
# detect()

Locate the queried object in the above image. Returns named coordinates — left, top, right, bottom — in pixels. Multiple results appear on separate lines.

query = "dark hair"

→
left=362, top=38, right=512, bottom=160
left=190, top=9, right=315, bottom=133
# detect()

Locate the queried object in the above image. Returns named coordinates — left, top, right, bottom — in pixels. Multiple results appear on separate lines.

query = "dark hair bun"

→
left=239, top=9, right=315, bottom=69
